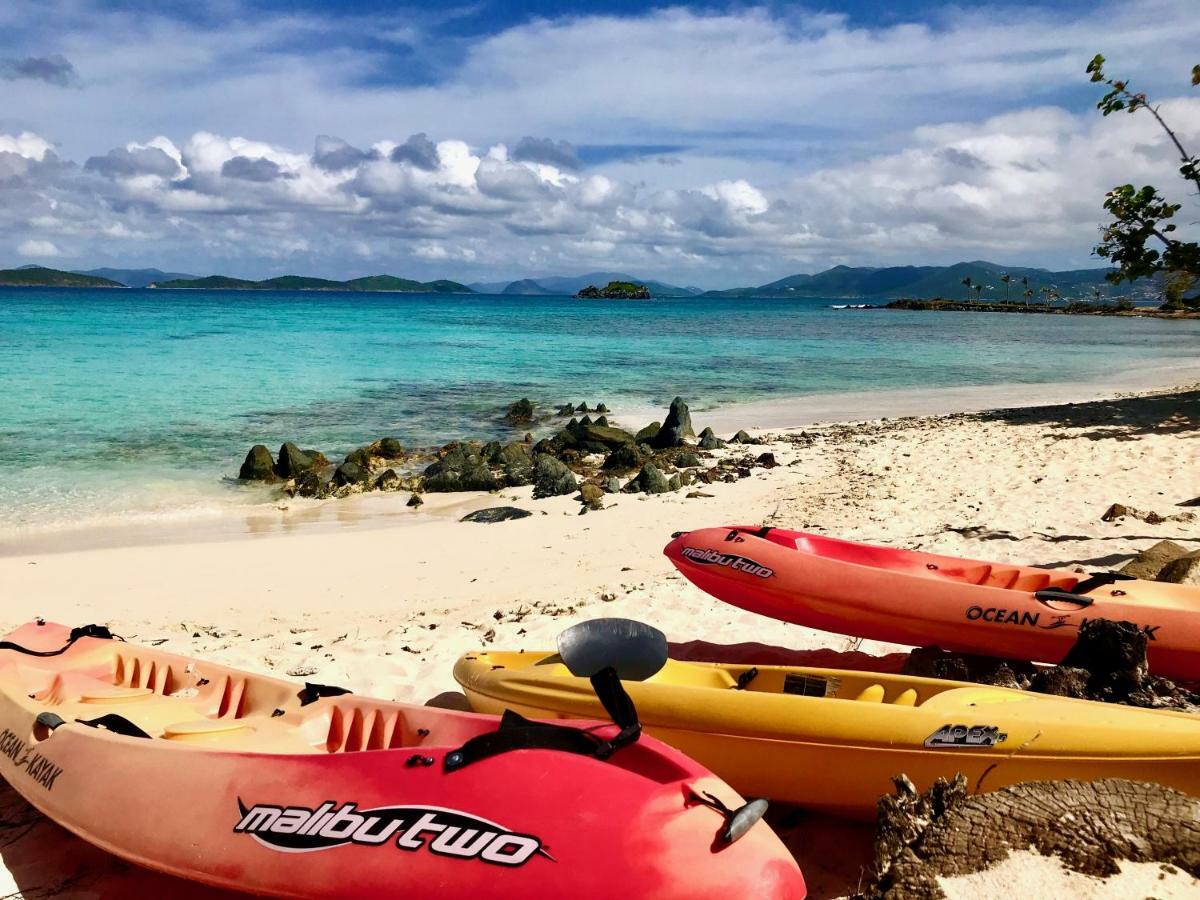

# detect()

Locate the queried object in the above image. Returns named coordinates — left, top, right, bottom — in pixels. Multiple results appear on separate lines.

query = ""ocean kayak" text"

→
left=0, top=728, right=64, bottom=791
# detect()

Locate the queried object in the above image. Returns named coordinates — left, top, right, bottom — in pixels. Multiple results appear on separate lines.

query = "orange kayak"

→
left=665, top=526, right=1200, bottom=680
left=0, top=621, right=805, bottom=899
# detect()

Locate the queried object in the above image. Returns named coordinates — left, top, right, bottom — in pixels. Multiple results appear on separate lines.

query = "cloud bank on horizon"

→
left=1, top=0, right=1198, bottom=287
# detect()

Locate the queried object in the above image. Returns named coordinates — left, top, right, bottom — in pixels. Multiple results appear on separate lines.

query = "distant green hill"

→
left=501, top=278, right=556, bottom=295
left=703, top=261, right=1145, bottom=301
left=0, top=266, right=123, bottom=288
left=153, top=275, right=258, bottom=289
left=152, top=274, right=475, bottom=293
left=344, top=275, right=426, bottom=292
left=409, top=279, right=474, bottom=294
left=257, top=276, right=347, bottom=290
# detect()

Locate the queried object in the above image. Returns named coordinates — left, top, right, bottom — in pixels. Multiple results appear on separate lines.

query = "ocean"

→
left=3, top=287, right=1199, bottom=539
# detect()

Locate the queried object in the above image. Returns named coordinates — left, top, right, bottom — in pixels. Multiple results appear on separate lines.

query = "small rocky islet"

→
left=235, top=396, right=775, bottom=512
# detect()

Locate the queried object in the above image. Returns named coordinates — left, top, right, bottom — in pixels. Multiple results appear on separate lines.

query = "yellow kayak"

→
left=455, top=650, right=1200, bottom=818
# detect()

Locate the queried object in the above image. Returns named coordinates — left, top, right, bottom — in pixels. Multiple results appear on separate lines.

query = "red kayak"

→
left=0, top=620, right=805, bottom=899
left=665, top=526, right=1200, bottom=680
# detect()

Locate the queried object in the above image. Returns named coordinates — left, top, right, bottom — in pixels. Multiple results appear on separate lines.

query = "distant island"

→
left=0, top=266, right=123, bottom=288
left=151, top=274, right=473, bottom=293
left=471, top=271, right=702, bottom=297
left=576, top=281, right=652, bottom=299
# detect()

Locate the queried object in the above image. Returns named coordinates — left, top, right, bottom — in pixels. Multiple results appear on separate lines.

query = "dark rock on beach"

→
left=635, top=422, right=661, bottom=444
left=651, top=396, right=694, bottom=448
left=595, top=403, right=609, bottom=413
left=239, top=445, right=279, bottom=482
left=492, top=442, right=534, bottom=486
left=423, top=446, right=500, bottom=493
left=626, top=462, right=672, bottom=494
left=332, top=461, right=369, bottom=487
left=371, top=437, right=405, bottom=459
left=731, top=429, right=760, bottom=445
left=697, top=427, right=724, bottom=450
left=461, top=506, right=532, bottom=523
left=578, top=482, right=605, bottom=510
left=675, top=450, right=702, bottom=469
left=1157, top=551, right=1200, bottom=585
left=276, top=442, right=321, bottom=478
left=603, top=443, right=644, bottom=471
left=504, top=398, right=535, bottom=426
left=532, top=455, right=577, bottom=498
left=756, top=452, right=778, bottom=469
left=1121, top=540, right=1189, bottom=579
left=406, top=492, right=423, bottom=508
left=295, top=471, right=324, bottom=498
left=344, top=446, right=373, bottom=468
left=580, top=424, right=636, bottom=449
left=374, top=468, right=401, bottom=491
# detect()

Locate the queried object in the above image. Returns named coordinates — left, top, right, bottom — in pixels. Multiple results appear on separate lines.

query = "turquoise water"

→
left=3, top=288, right=1199, bottom=536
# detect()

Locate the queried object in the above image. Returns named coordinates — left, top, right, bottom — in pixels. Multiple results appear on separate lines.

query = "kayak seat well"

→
left=163, top=718, right=252, bottom=742
left=651, top=660, right=739, bottom=690
left=785, top=533, right=1079, bottom=592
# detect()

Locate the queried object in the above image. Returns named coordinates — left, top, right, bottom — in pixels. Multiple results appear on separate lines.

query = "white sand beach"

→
left=2, top=383, right=1198, bottom=898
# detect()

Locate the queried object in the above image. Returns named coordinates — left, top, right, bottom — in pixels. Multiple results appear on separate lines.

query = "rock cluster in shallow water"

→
left=236, top=397, right=780, bottom=511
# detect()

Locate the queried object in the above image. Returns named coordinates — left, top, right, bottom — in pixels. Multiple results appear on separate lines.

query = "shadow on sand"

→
left=976, top=388, right=1200, bottom=441
left=0, top=779, right=240, bottom=899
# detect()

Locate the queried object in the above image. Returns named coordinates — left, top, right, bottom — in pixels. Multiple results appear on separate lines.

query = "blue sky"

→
left=1, top=0, right=1198, bottom=286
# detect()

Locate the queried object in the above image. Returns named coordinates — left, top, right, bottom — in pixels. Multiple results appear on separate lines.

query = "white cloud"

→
left=17, top=239, right=61, bottom=257
left=0, top=131, right=53, bottom=160
left=1, top=1, right=1199, bottom=283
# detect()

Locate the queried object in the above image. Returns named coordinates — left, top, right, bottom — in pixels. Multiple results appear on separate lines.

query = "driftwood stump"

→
left=860, top=775, right=1200, bottom=899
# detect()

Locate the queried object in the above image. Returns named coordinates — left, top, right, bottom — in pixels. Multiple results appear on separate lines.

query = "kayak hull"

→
left=455, top=651, right=1200, bottom=819
left=664, top=526, right=1200, bottom=680
left=0, top=622, right=805, bottom=899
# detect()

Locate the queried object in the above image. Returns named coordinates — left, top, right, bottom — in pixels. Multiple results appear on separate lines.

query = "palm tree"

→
left=1024, top=287, right=1034, bottom=305
left=1000, top=273, right=1012, bottom=303
left=961, top=276, right=973, bottom=301
left=974, top=283, right=983, bottom=302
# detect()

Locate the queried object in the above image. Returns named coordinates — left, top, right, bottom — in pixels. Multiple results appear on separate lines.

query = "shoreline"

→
left=6, top=358, right=1200, bottom=557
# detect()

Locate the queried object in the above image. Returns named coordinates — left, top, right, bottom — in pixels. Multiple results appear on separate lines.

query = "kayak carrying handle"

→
left=445, top=666, right=644, bottom=772
left=1034, top=589, right=1094, bottom=609
left=36, top=712, right=66, bottom=731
